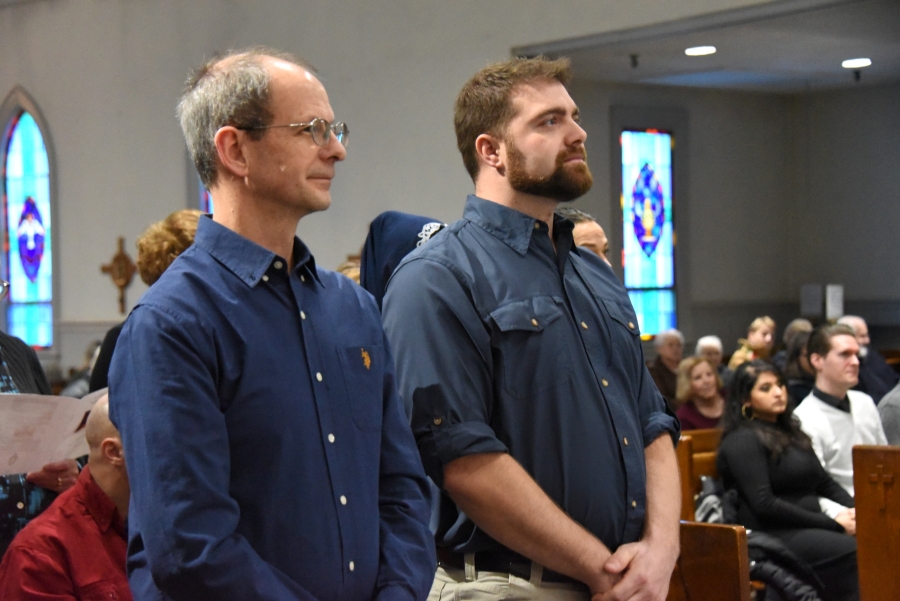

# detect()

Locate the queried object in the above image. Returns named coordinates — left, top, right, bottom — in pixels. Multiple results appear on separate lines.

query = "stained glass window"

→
left=3, top=111, right=53, bottom=348
left=620, top=129, right=675, bottom=336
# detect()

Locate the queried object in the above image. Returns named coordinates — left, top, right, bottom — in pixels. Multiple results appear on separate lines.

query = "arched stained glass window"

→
left=2, top=108, right=53, bottom=348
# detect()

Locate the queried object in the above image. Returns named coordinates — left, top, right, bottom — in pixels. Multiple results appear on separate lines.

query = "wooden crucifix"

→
left=101, top=236, right=137, bottom=314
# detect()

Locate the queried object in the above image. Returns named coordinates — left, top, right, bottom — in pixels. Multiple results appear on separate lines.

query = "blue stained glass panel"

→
left=621, top=130, right=673, bottom=290
left=4, top=111, right=53, bottom=347
left=627, top=290, right=676, bottom=337
left=621, top=129, right=675, bottom=336
left=7, top=302, right=52, bottom=348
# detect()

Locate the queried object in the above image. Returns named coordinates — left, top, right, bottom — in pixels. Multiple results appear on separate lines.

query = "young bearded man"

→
left=383, top=57, right=680, bottom=601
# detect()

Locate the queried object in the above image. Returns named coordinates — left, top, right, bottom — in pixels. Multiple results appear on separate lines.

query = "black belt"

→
left=437, top=548, right=588, bottom=590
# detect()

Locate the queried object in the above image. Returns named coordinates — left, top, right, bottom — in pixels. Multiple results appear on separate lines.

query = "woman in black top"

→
left=717, top=360, right=859, bottom=601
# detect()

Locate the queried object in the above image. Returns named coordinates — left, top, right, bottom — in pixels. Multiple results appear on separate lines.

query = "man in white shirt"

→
left=794, top=323, right=887, bottom=518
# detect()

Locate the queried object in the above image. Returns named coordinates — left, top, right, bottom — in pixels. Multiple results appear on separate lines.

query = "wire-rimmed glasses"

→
left=240, top=118, right=349, bottom=149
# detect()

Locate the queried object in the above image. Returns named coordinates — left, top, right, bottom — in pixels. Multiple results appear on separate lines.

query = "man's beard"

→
left=505, top=138, right=593, bottom=203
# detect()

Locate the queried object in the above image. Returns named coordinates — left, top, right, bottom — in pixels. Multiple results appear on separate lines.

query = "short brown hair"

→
left=136, top=210, right=202, bottom=285
left=676, top=356, right=722, bottom=404
left=807, top=323, right=857, bottom=361
left=454, top=56, right=571, bottom=181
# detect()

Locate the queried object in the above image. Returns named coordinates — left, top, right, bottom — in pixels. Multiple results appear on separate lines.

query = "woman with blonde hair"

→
left=675, top=356, right=725, bottom=430
left=728, top=315, right=776, bottom=370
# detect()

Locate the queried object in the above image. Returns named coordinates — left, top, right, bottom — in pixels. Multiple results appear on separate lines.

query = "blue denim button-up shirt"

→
left=383, top=195, right=678, bottom=555
left=109, top=216, right=434, bottom=601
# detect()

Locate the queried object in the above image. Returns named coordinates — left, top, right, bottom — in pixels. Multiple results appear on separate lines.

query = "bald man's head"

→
left=85, top=393, right=120, bottom=452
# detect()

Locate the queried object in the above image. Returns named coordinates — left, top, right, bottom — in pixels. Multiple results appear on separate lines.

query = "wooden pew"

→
left=853, top=445, right=900, bottom=601
left=666, top=521, right=752, bottom=601
left=676, top=428, right=723, bottom=521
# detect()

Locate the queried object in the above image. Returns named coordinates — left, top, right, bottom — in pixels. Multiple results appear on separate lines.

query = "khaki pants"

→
left=428, top=556, right=591, bottom=601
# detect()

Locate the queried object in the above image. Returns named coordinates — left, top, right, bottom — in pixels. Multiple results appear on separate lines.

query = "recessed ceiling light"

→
left=842, top=58, right=872, bottom=69
left=685, top=46, right=716, bottom=57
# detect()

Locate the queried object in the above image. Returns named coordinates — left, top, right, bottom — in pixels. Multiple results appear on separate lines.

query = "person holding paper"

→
left=0, top=390, right=131, bottom=599
left=0, top=323, right=80, bottom=557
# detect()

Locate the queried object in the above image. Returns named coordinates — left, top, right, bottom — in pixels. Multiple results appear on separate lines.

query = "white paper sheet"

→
left=0, top=394, right=95, bottom=476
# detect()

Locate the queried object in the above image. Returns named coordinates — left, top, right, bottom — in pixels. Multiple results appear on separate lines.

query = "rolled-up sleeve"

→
left=383, top=258, right=507, bottom=488
left=637, top=361, right=681, bottom=448
left=109, top=304, right=318, bottom=601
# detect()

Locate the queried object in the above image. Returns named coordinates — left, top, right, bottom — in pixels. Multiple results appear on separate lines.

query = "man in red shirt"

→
left=0, top=389, right=131, bottom=600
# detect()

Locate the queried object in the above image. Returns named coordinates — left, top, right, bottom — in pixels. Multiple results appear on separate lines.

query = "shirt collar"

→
left=462, top=195, right=576, bottom=257
left=77, top=465, right=127, bottom=538
left=812, top=386, right=851, bottom=413
left=193, top=216, right=321, bottom=287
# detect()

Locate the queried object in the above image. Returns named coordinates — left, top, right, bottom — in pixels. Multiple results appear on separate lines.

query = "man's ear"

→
left=809, top=352, right=824, bottom=372
left=474, top=133, right=504, bottom=172
left=101, top=438, right=125, bottom=467
left=214, top=126, right=250, bottom=180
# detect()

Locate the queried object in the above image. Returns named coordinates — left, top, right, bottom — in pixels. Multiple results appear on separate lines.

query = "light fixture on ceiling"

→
left=685, top=46, right=716, bottom=57
left=841, top=58, right=872, bottom=69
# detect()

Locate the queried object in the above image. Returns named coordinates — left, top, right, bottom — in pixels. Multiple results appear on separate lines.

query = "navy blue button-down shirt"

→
left=109, top=216, right=435, bottom=601
left=382, top=195, right=678, bottom=555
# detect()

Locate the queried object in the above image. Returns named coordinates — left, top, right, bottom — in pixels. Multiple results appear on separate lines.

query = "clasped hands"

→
left=587, top=538, right=677, bottom=601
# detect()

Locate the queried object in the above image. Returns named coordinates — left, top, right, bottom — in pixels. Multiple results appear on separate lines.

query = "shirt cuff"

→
left=642, top=412, right=681, bottom=447
left=819, top=496, right=847, bottom=519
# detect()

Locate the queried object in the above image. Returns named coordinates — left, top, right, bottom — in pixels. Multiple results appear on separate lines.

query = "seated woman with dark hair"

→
left=674, top=356, right=724, bottom=430
left=717, top=360, right=859, bottom=601
left=784, top=330, right=816, bottom=407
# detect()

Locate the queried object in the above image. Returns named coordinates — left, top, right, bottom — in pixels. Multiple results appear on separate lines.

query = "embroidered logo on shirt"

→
left=361, top=348, right=371, bottom=370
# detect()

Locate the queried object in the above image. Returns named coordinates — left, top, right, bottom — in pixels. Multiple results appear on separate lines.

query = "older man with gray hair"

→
left=109, top=47, right=434, bottom=601
left=837, top=315, right=898, bottom=404
left=647, top=329, right=684, bottom=410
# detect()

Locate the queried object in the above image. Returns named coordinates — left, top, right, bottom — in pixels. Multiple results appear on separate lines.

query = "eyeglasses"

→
left=241, top=118, right=349, bottom=149
left=0, top=280, right=8, bottom=301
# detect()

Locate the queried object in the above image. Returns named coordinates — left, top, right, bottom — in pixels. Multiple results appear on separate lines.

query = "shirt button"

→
left=531, top=318, right=539, bottom=327
left=301, top=275, right=306, bottom=282
left=632, top=500, right=637, bottom=508
left=340, top=495, right=347, bottom=505
left=628, top=322, right=635, bottom=329
left=581, top=321, right=588, bottom=330
left=300, top=311, right=306, bottom=320
left=533, top=223, right=540, bottom=230
left=16, top=502, right=24, bottom=509
left=328, top=433, right=335, bottom=443
left=623, top=437, right=629, bottom=446
left=274, top=260, right=283, bottom=269
left=316, top=372, right=323, bottom=382
left=261, top=275, right=269, bottom=282
left=602, top=378, right=609, bottom=387
left=349, top=561, right=355, bottom=571
left=433, top=417, right=443, bottom=426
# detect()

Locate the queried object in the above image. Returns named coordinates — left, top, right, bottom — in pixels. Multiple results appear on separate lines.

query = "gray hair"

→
left=836, top=315, right=865, bottom=331
left=654, top=328, right=684, bottom=348
left=177, top=47, right=315, bottom=188
left=695, top=335, right=723, bottom=355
